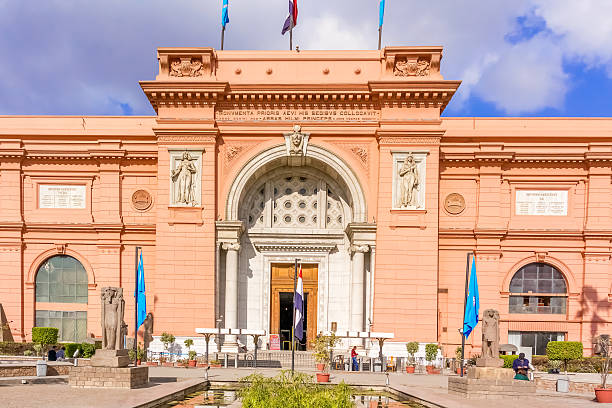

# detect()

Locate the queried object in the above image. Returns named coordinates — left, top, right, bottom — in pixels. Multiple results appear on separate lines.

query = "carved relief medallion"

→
left=444, top=193, right=466, bottom=215
left=131, top=190, right=152, bottom=211
left=394, top=56, right=430, bottom=77
left=169, top=57, right=204, bottom=77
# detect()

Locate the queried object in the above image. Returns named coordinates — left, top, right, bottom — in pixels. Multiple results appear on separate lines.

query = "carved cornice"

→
left=157, top=48, right=216, bottom=79
left=583, top=252, right=611, bottom=263
left=378, top=136, right=441, bottom=145
left=157, top=135, right=216, bottom=144
left=253, top=242, right=336, bottom=253
left=0, top=148, right=25, bottom=159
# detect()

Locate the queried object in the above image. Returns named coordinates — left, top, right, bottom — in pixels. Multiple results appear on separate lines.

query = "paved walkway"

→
left=0, top=366, right=605, bottom=407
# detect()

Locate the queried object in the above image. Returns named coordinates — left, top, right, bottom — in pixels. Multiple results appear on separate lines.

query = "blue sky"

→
left=0, top=0, right=611, bottom=117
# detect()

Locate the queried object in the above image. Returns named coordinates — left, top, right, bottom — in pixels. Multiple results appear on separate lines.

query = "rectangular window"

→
left=508, top=331, right=565, bottom=356
left=509, top=296, right=566, bottom=314
left=35, top=310, right=87, bottom=342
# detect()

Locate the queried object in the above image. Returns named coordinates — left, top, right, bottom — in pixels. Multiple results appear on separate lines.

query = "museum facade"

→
left=1, top=46, right=611, bottom=357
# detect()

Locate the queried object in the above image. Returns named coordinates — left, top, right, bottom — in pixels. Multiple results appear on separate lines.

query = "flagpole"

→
left=460, top=252, right=471, bottom=377
left=134, top=246, right=141, bottom=364
left=221, top=26, right=225, bottom=50
left=289, top=25, right=293, bottom=51
left=378, top=26, right=382, bottom=50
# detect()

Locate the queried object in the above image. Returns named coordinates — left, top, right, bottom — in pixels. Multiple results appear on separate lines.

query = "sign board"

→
left=515, top=190, right=568, bottom=216
left=269, top=334, right=281, bottom=350
left=39, top=185, right=86, bottom=209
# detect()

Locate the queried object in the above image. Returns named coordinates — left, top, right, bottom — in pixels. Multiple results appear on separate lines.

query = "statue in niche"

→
left=288, top=125, right=306, bottom=156
left=142, top=312, right=154, bottom=361
left=481, top=309, right=500, bottom=359
left=398, top=154, right=420, bottom=207
left=101, top=287, right=125, bottom=350
left=171, top=151, right=197, bottom=205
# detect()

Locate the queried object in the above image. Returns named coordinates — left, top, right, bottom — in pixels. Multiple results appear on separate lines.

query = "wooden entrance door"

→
left=270, top=263, right=318, bottom=350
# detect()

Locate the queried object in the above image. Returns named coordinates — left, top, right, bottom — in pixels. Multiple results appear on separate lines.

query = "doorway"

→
left=270, top=263, right=318, bottom=350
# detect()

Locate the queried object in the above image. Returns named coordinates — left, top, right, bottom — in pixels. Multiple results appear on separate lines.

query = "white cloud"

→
left=300, top=14, right=369, bottom=50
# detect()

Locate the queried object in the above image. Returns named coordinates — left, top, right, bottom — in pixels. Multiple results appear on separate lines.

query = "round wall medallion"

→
left=444, top=193, right=466, bottom=215
left=132, top=190, right=152, bottom=211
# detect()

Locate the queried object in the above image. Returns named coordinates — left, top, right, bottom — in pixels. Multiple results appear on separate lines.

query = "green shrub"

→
left=425, top=343, right=439, bottom=364
left=63, top=343, right=82, bottom=359
left=546, top=341, right=583, bottom=373
left=239, top=371, right=353, bottom=408
left=0, top=342, right=35, bottom=356
left=501, top=355, right=518, bottom=368
left=23, top=350, right=34, bottom=356
left=81, top=343, right=96, bottom=358
left=31, top=327, right=58, bottom=359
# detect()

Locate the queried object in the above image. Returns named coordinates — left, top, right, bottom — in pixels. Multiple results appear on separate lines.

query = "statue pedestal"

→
left=476, top=357, right=503, bottom=368
left=448, top=367, right=535, bottom=399
left=91, top=349, right=130, bottom=368
left=69, top=366, right=148, bottom=389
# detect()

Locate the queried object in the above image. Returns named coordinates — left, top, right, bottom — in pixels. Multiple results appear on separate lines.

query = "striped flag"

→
left=282, top=0, right=298, bottom=35
left=222, top=0, right=229, bottom=28
left=293, top=264, right=304, bottom=341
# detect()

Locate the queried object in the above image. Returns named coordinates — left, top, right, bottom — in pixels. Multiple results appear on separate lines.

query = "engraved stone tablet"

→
left=39, top=185, right=86, bottom=209
left=515, top=190, right=567, bottom=216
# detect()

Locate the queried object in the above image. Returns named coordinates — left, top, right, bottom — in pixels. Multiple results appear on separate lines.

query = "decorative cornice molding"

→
left=253, top=242, right=336, bottom=253
left=377, top=136, right=441, bottom=145
left=157, top=135, right=216, bottom=144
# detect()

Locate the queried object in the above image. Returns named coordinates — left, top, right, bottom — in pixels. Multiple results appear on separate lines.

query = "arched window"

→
left=509, top=263, right=567, bottom=314
left=35, top=255, right=88, bottom=342
left=36, top=255, right=88, bottom=303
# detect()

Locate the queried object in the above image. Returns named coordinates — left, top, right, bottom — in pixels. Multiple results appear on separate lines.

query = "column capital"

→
left=350, top=244, right=370, bottom=254
left=222, top=242, right=241, bottom=251
left=216, top=220, right=244, bottom=245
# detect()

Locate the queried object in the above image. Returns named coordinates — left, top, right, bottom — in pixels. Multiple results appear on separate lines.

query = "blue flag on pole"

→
left=293, top=265, right=304, bottom=341
left=136, top=250, right=147, bottom=329
left=222, top=0, right=229, bottom=28
left=463, top=255, right=479, bottom=339
left=379, top=0, right=385, bottom=27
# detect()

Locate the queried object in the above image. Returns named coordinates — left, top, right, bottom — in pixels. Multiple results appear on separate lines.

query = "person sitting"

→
left=47, top=346, right=57, bottom=361
left=514, top=367, right=529, bottom=381
left=56, top=346, right=65, bottom=360
left=512, top=353, right=530, bottom=374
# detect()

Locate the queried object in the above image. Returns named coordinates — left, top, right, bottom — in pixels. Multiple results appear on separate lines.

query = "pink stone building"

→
left=0, top=47, right=610, bottom=357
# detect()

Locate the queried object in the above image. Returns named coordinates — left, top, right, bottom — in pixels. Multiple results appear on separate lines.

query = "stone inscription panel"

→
left=39, top=185, right=86, bottom=209
left=515, top=190, right=568, bottom=216
left=216, top=106, right=379, bottom=122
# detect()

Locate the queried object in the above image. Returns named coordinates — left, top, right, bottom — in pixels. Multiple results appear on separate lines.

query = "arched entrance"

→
left=217, top=144, right=375, bottom=351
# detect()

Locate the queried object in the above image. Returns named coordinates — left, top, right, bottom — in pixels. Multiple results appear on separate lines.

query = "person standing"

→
left=351, top=346, right=359, bottom=371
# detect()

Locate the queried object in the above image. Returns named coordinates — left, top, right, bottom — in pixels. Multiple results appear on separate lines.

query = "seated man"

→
left=47, top=346, right=57, bottom=361
left=514, top=367, right=529, bottom=381
left=512, top=353, right=530, bottom=374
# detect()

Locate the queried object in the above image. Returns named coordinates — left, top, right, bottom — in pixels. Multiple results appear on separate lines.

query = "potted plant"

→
left=209, top=359, right=222, bottom=368
left=160, top=332, right=175, bottom=366
left=184, top=339, right=197, bottom=367
left=425, top=343, right=439, bottom=374
left=405, top=342, right=418, bottom=373
left=196, top=356, right=208, bottom=368
left=595, top=336, right=612, bottom=403
left=312, top=333, right=338, bottom=382
left=31, top=327, right=58, bottom=377
left=546, top=341, right=583, bottom=375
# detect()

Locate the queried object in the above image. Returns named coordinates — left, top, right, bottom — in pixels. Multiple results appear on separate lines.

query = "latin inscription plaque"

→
left=39, top=185, right=86, bottom=209
left=216, top=106, right=379, bottom=122
left=515, top=190, right=567, bottom=216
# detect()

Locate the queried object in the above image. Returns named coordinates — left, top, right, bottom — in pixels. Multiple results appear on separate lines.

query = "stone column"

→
left=222, top=242, right=240, bottom=351
left=351, top=245, right=369, bottom=336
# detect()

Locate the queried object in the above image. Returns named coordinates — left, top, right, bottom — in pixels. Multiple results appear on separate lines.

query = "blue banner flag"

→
left=379, top=0, right=385, bottom=27
left=463, top=256, right=479, bottom=339
left=222, top=0, right=229, bottom=28
left=293, top=265, right=304, bottom=341
left=136, top=250, right=147, bottom=329
left=282, top=0, right=298, bottom=35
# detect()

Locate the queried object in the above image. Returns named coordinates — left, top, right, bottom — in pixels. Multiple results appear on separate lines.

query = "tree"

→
left=425, top=343, right=439, bottom=366
left=546, top=341, right=583, bottom=374
left=405, top=342, right=419, bottom=366
left=31, top=327, right=58, bottom=360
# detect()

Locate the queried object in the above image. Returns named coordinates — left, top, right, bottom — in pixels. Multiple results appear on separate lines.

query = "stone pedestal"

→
left=476, top=357, right=503, bottom=367
left=90, top=349, right=130, bottom=368
left=448, top=367, right=536, bottom=399
left=69, top=366, right=148, bottom=389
